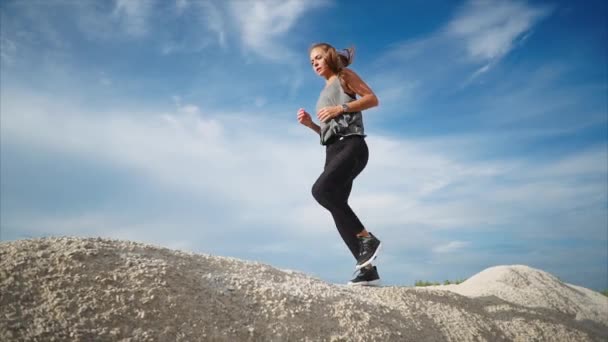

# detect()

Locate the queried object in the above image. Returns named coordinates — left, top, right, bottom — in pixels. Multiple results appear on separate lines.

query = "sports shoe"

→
left=348, top=265, right=381, bottom=286
left=356, top=233, right=381, bottom=270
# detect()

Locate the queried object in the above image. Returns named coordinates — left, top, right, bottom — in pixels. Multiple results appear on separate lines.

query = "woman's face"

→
left=310, top=48, right=332, bottom=79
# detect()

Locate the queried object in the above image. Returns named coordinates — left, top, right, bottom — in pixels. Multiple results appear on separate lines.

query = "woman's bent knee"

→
left=312, top=180, right=333, bottom=209
left=311, top=181, right=324, bottom=204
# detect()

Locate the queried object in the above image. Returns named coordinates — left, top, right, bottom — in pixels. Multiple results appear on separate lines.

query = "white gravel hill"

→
left=1, top=237, right=606, bottom=341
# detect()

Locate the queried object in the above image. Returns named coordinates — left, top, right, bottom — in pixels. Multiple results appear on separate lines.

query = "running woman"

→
left=297, top=43, right=382, bottom=286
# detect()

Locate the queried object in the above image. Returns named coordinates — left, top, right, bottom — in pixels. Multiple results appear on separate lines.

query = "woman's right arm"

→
left=298, top=108, right=321, bottom=135
left=308, top=122, right=321, bottom=135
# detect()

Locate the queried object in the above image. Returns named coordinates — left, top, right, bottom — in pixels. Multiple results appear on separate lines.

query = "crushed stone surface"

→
left=428, top=264, right=608, bottom=325
left=1, top=237, right=606, bottom=341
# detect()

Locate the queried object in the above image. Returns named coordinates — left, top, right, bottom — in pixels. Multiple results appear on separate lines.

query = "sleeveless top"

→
left=316, top=76, right=366, bottom=145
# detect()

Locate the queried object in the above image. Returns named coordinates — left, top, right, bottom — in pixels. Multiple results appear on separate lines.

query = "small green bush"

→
left=415, top=280, right=440, bottom=287
left=415, top=279, right=466, bottom=287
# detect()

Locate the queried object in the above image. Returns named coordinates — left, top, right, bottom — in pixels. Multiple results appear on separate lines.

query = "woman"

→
left=297, top=43, right=382, bottom=286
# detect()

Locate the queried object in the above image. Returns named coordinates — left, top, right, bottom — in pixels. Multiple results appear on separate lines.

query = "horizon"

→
left=1, top=0, right=607, bottom=290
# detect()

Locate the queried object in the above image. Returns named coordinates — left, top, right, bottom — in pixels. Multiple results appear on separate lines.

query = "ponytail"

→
left=337, top=47, right=356, bottom=96
left=337, top=47, right=355, bottom=68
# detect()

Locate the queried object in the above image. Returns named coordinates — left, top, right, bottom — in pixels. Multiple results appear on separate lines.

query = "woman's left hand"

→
left=317, top=105, right=343, bottom=123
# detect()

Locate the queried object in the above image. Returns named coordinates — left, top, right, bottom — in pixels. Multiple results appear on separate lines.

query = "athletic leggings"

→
left=312, top=135, right=369, bottom=259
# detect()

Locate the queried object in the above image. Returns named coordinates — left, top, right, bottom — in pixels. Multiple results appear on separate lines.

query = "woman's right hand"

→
left=297, top=108, right=313, bottom=127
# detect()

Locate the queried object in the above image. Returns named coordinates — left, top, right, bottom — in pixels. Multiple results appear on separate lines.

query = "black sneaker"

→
left=348, top=266, right=381, bottom=286
left=356, top=233, right=381, bottom=270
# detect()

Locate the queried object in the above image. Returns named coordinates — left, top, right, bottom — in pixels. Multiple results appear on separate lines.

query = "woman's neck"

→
left=325, top=74, right=338, bottom=85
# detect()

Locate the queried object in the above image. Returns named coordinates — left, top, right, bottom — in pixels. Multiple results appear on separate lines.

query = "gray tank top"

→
left=316, top=76, right=366, bottom=145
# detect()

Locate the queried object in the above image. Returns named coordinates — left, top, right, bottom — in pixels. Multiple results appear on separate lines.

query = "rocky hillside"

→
left=1, top=237, right=606, bottom=341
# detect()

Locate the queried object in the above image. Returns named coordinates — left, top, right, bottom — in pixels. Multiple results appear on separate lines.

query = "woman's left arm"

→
left=317, top=69, right=380, bottom=123
left=341, top=68, right=379, bottom=112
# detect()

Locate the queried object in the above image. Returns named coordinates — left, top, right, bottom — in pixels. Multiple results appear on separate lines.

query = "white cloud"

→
left=98, top=72, right=112, bottom=86
left=433, top=241, right=470, bottom=254
left=2, top=85, right=606, bottom=288
left=3, top=76, right=605, bottom=242
left=201, top=1, right=227, bottom=48
left=3, top=212, right=201, bottom=253
left=0, top=88, right=322, bottom=229
left=0, top=2, right=72, bottom=66
left=0, top=36, right=17, bottom=65
left=175, top=0, right=189, bottom=14
left=228, top=0, right=327, bottom=60
left=161, top=0, right=326, bottom=57
left=113, top=0, right=153, bottom=37
left=447, top=0, right=551, bottom=63
left=341, top=132, right=607, bottom=237
left=532, top=146, right=608, bottom=179
left=372, top=0, right=552, bottom=96
left=254, top=97, right=268, bottom=108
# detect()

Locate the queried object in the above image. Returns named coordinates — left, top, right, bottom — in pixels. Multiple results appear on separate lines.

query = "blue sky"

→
left=1, top=0, right=606, bottom=290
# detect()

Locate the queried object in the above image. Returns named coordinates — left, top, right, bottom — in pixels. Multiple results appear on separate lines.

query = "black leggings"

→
left=312, top=135, right=369, bottom=259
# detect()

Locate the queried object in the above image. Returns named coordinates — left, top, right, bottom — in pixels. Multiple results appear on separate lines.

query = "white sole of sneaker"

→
left=355, top=242, right=382, bottom=270
left=347, top=279, right=381, bottom=287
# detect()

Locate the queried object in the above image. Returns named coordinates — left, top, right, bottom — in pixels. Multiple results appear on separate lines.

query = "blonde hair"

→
left=310, top=43, right=356, bottom=93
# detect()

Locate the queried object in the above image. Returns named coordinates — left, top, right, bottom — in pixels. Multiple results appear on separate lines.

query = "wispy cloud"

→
left=433, top=241, right=470, bottom=254
left=201, top=1, right=227, bottom=49
left=0, top=0, right=326, bottom=92
left=371, top=0, right=552, bottom=103
left=0, top=87, right=321, bottom=224
left=5, top=84, right=604, bottom=240
left=0, top=1, right=72, bottom=66
left=228, top=0, right=327, bottom=60
left=0, top=36, right=17, bottom=65
left=160, top=0, right=328, bottom=59
left=447, top=0, right=552, bottom=66
left=113, top=0, right=153, bottom=37
left=175, top=0, right=189, bottom=14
